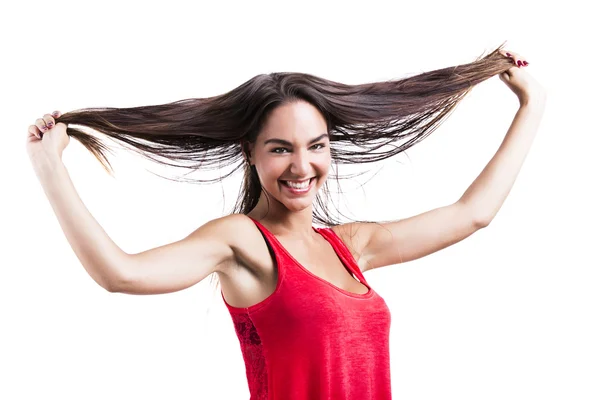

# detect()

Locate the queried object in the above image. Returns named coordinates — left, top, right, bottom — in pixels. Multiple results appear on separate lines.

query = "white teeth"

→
left=284, top=179, right=311, bottom=189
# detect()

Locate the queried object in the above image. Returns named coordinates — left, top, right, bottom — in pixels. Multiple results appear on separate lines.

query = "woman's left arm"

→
left=459, top=50, right=547, bottom=225
left=342, top=51, right=547, bottom=271
left=459, top=101, right=546, bottom=226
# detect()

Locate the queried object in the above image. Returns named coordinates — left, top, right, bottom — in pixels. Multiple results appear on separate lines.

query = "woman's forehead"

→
left=259, top=102, right=327, bottom=142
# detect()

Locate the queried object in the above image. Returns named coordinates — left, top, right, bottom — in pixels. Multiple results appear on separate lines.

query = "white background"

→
left=2, top=0, right=598, bottom=399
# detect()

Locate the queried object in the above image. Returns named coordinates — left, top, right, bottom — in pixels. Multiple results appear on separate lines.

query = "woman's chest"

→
left=219, top=232, right=368, bottom=309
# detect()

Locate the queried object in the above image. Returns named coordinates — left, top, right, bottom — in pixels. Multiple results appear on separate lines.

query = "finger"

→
left=28, top=124, right=42, bottom=140
left=35, top=117, right=49, bottom=132
left=51, top=110, right=61, bottom=118
left=42, top=113, right=55, bottom=129
left=501, top=50, right=522, bottom=66
left=509, top=53, right=528, bottom=67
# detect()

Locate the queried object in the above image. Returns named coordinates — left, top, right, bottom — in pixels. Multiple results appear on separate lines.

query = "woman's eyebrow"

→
left=264, top=133, right=328, bottom=146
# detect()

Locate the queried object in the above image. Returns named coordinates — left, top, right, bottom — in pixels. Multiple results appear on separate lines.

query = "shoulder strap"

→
left=317, top=227, right=368, bottom=284
left=247, top=217, right=282, bottom=258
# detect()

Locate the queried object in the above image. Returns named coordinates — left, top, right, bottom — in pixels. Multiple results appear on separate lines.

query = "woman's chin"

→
left=282, top=195, right=316, bottom=212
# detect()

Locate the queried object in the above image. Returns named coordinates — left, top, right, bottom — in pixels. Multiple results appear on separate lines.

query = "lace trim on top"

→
left=232, top=311, right=268, bottom=398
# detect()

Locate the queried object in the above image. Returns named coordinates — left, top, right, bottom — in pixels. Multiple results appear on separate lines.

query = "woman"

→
left=25, top=44, right=545, bottom=399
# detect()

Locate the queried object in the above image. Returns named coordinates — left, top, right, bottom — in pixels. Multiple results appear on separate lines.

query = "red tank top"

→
left=221, top=217, right=392, bottom=399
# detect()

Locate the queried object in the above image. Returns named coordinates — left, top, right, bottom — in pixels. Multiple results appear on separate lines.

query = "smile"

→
left=279, top=177, right=315, bottom=194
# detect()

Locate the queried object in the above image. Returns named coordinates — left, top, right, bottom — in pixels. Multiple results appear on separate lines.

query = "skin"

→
left=245, top=100, right=332, bottom=241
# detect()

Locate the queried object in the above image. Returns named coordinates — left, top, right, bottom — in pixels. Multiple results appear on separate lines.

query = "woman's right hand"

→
left=26, top=111, right=71, bottom=171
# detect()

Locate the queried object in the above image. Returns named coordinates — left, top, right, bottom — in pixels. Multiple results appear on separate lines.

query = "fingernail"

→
left=523, top=61, right=529, bottom=66
left=47, top=122, right=53, bottom=128
left=517, top=60, right=523, bottom=67
left=506, top=53, right=512, bottom=57
left=52, top=111, right=59, bottom=116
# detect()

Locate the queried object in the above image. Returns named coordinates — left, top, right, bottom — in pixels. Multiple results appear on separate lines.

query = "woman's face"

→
left=248, top=100, right=331, bottom=212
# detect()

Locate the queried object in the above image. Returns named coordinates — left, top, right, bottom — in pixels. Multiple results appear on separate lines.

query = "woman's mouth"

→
left=279, top=177, right=315, bottom=195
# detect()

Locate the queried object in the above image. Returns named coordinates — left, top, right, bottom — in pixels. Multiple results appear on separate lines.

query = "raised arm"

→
left=29, top=149, right=128, bottom=290
left=27, top=113, right=238, bottom=294
left=31, top=155, right=240, bottom=294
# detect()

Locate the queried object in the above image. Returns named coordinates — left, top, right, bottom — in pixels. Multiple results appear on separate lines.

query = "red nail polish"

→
left=517, top=60, right=523, bottom=66
left=523, top=61, right=529, bottom=66
left=506, top=53, right=511, bottom=57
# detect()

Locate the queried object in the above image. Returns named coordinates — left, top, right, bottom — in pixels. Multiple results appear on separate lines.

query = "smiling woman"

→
left=25, top=41, right=532, bottom=400
left=243, top=101, right=332, bottom=214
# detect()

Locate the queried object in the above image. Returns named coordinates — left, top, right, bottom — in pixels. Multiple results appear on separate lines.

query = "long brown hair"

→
left=54, top=41, right=513, bottom=293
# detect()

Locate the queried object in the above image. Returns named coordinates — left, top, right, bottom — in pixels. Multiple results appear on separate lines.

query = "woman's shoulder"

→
left=208, top=213, right=263, bottom=253
left=207, top=213, right=257, bottom=240
left=210, top=213, right=272, bottom=276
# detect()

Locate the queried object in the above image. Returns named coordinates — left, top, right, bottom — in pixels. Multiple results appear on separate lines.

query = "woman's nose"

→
left=290, top=150, right=311, bottom=176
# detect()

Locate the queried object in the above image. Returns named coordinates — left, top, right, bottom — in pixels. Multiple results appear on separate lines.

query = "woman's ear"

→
left=246, top=141, right=255, bottom=166
left=241, top=140, right=254, bottom=165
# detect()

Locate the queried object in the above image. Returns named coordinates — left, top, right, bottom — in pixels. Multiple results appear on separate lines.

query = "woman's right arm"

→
left=35, top=159, right=129, bottom=291
left=28, top=112, right=238, bottom=295
left=34, top=158, right=238, bottom=294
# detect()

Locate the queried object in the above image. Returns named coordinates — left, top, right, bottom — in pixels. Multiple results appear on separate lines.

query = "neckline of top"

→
left=247, top=216, right=373, bottom=298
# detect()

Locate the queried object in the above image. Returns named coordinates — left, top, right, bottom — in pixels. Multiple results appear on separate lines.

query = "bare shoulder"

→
left=179, top=214, right=251, bottom=269
left=330, top=221, right=375, bottom=273
left=205, top=213, right=265, bottom=275
left=214, top=213, right=260, bottom=249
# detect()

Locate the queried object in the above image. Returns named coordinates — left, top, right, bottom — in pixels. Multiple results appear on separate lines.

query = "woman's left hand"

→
left=498, top=50, right=546, bottom=107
